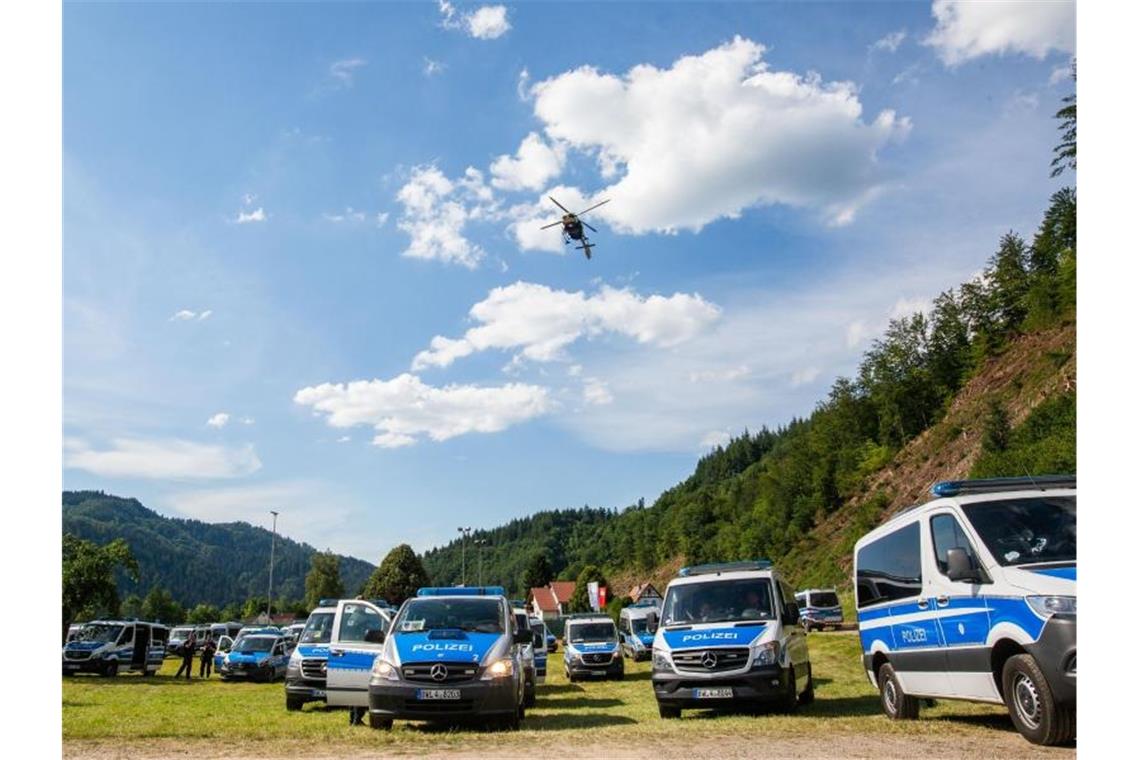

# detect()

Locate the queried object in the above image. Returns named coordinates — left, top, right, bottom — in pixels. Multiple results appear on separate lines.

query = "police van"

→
left=619, top=601, right=660, bottom=661
left=651, top=561, right=813, bottom=719
left=218, top=633, right=290, bottom=682
left=794, top=588, right=844, bottom=631
left=365, top=587, right=529, bottom=731
left=854, top=476, right=1076, bottom=746
left=63, top=620, right=168, bottom=677
left=285, top=601, right=337, bottom=710
left=512, top=606, right=538, bottom=707
left=563, top=613, right=624, bottom=681
left=529, top=616, right=548, bottom=685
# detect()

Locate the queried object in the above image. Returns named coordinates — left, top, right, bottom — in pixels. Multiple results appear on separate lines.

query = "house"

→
left=628, top=582, right=661, bottom=604
left=528, top=580, right=579, bottom=621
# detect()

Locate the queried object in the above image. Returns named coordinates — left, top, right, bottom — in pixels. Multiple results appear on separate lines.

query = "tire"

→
left=783, top=668, right=799, bottom=713
left=799, top=663, right=815, bottom=705
left=368, top=713, right=393, bottom=731
left=658, top=703, right=681, bottom=719
left=286, top=694, right=305, bottom=712
left=877, top=662, right=919, bottom=720
left=103, top=661, right=119, bottom=678
left=1001, top=654, right=1075, bottom=745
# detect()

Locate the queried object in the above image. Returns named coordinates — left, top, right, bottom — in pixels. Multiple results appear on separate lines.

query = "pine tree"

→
left=987, top=232, right=1030, bottom=334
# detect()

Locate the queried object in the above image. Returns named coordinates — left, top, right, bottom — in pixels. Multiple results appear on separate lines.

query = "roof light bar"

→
left=416, top=586, right=507, bottom=597
left=678, top=560, right=772, bottom=577
left=932, top=475, right=1075, bottom=498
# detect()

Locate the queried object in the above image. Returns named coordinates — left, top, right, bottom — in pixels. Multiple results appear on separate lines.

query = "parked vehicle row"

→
left=63, top=621, right=168, bottom=677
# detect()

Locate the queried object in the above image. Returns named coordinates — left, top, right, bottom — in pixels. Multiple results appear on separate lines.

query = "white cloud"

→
left=700, top=430, right=733, bottom=449
left=198, top=310, right=212, bottom=321
left=871, top=30, right=907, bottom=53
left=242, top=193, right=257, bottom=206
left=395, top=165, right=494, bottom=268
left=411, top=281, right=722, bottom=370
left=583, top=378, right=614, bottom=406
left=490, top=133, right=566, bottom=192
left=206, top=412, right=230, bottom=428
left=517, top=67, right=531, bottom=101
left=846, top=320, right=870, bottom=349
left=890, top=296, right=931, bottom=319
left=64, top=437, right=261, bottom=480
left=240, top=416, right=255, bottom=425
left=689, top=366, right=750, bottom=383
left=424, top=57, right=446, bottom=77
left=375, top=212, right=390, bottom=227
left=294, top=373, right=551, bottom=446
left=1049, top=64, right=1073, bottom=86
left=336, top=435, right=351, bottom=443
left=440, top=2, right=511, bottom=40
left=529, top=36, right=910, bottom=231
left=330, top=57, right=367, bottom=85
left=323, top=207, right=367, bottom=223
left=791, top=367, right=821, bottom=387
left=925, top=0, right=1074, bottom=66
left=235, top=207, right=266, bottom=224
left=170, top=310, right=196, bottom=321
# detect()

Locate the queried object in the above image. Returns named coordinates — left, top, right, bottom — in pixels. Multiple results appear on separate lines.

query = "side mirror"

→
left=513, top=629, right=533, bottom=645
left=646, top=611, right=658, bottom=633
left=364, top=628, right=386, bottom=644
left=946, top=547, right=979, bottom=583
left=783, top=602, right=800, bottom=626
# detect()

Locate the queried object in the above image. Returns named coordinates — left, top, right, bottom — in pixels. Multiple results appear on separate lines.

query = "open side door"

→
left=326, top=600, right=387, bottom=708
left=131, top=624, right=149, bottom=670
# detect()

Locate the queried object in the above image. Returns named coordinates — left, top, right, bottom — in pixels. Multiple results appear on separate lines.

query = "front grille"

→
left=403, top=698, right=475, bottom=713
left=672, top=647, right=750, bottom=673
left=301, top=659, right=327, bottom=680
left=401, top=662, right=479, bottom=684
left=65, top=651, right=91, bottom=661
left=582, top=653, right=614, bottom=666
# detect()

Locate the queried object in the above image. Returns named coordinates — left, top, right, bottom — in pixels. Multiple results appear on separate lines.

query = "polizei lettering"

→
left=411, top=643, right=475, bottom=652
left=680, top=632, right=738, bottom=643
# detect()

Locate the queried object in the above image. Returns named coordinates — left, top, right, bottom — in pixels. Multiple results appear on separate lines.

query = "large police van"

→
left=63, top=621, right=168, bottom=677
left=285, top=602, right=337, bottom=710
left=365, top=587, right=529, bottom=731
left=794, top=588, right=844, bottom=631
left=854, top=476, right=1076, bottom=746
left=563, top=614, right=624, bottom=681
left=651, top=561, right=813, bottom=718
left=619, top=600, right=660, bottom=661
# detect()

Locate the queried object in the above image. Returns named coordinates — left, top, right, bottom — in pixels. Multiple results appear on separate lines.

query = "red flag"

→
left=598, top=585, right=608, bottom=608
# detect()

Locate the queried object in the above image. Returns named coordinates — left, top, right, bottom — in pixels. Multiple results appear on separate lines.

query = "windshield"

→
left=962, top=496, right=1076, bottom=567
left=299, top=612, right=335, bottom=644
left=395, top=597, right=504, bottom=634
left=569, top=622, right=616, bottom=643
left=170, top=627, right=192, bottom=639
left=810, top=592, right=840, bottom=608
left=662, top=578, right=775, bottom=626
left=630, top=618, right=649, bottom=634
left=234, top=637, right=275, bottom=653
left=75, top=624, right=122, bottom=644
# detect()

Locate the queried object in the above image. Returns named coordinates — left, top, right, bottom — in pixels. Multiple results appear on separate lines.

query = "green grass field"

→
left=63, top=633, right=1066, bottom=757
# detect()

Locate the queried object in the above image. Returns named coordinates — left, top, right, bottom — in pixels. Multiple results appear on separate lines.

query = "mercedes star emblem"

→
left=701, top=651, right=718, bottom=669
left=430, top=663, right=448, bottom=681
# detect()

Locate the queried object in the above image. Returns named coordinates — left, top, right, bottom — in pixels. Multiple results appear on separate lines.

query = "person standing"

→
left=199, top=635, right=217, bottom=678
left=175, top=632, right=196, bottom=679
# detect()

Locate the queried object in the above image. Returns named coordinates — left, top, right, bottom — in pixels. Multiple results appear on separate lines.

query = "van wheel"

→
left=799, top=664, right=815, bottom=705
left=286, top=694, right=304, bottom=711
left=658, top=704, right=681, bottom=719
left=783, top=669, right=799, bottom=712
left=103, top=661, right=119, bottom=678
left=368, top=713, right=393, bottom=731
left=878, top=662, right=919, bottom=719
left=1002, top=654, right=1075, bottom=745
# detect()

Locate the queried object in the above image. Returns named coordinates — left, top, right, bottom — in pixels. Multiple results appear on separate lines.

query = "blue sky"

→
left=62, top=1, right=1075, bottom=562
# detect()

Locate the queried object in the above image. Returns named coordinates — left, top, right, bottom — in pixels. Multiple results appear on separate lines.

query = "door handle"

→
left=936, top=596, right=949, bottom=607
left=330, top=648, right=344, bottom=656
left=916, top=599, right=929, bottom=610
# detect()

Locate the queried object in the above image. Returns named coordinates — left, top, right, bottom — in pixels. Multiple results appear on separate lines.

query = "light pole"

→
left=475, top=539, right=487, bottom=586
left=457, top=526, right=471, bottom=585
left=267, top=510, right=279, bottom=622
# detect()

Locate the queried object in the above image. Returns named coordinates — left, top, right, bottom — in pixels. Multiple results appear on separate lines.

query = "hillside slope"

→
left=62, top=491, right=375, bottom=608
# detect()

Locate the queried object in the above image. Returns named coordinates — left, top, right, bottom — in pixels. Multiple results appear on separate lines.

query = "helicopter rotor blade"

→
left=547, top=196, right=572, bottom=214
left=575, top=199, right=611, bottom=217
left=539, top=220, right=564, bottom=230
left=582, top=221, right=598, bottom=233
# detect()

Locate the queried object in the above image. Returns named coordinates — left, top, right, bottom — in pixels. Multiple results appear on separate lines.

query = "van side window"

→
left=930, top=513, right=980, bottom=575
left=338, top=604, right=384, bottom=643
left=856, top=522, right=922, bottom=608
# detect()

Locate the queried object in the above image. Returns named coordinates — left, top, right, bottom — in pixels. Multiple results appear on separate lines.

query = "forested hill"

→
left=62, top=491, right=374, bottom=608
left=422, top=185, right=1077, bottom=595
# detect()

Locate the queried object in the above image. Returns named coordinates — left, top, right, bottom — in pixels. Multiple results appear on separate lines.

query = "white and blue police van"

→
left=285, top=601, right=338, bottom=711
left=563, top=613, right=624, bottom=681
left=512, top=605, right=538, bottom=707
left=794, top=588, right=844, bottom=631
left=619, top=600, right=661, bottom=661
left=217, top=633, right=290, bottom=682
left=63, top=620, right=168, bottom=677
left=651, top=560, right=813, bottom=719
left=854, top=476, right=1076, bottom=746
left=529, top=616, right=548, bottom=685
left=364, top=586, right=528, bottom=731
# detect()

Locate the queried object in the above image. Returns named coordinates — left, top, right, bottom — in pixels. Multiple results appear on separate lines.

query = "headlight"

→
left=1027, top=595, right=1076, bottom=617
left=751, top=641, right=779, bottom=668
left=481, top=658, right=515, bottom=679
left=371, top=659, right=400, bottom=681
left=652, top=649, right=672, bottom=671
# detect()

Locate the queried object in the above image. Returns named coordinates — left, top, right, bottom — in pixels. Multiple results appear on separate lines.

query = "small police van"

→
left=529, top=616, right=548, bottom=685
left=794, top=588, right=844, bottom=631
left=365, top=587, right=528, bottom=731
left=854, top=476, right=1076, bottom=746
left=563, top=614, right=624, bottom=681
left=513, top=606, right=538, bottom=707
left=218, top=633, right=290, bottom=682
left=63, top=620, right=168, bottom=677
left=619, top=600, right=660, bottom=661
left=651, top=561, right=813, bottom=719
left=285, top=602, right=338, bottom=710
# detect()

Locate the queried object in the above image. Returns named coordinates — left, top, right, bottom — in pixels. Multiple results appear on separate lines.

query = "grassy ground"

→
left=63, top=632, right=1071, bottom=758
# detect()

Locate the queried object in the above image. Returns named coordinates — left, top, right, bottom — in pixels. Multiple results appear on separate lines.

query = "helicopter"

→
left=540, top=196, right=610, bottom=259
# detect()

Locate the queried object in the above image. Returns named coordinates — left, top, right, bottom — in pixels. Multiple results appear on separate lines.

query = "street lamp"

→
left=267, top=511, right=279, bottom=622
left=457, top=526, right=472, bottom=585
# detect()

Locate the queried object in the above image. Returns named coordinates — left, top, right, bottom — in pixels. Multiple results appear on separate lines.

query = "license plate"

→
left=694, top=688, right=733, bottom=699
left=64, top=664, right=79, bottom=670
left=417, top=688, right=461, bottom=701
left=311, top=689, right=326, bottom=698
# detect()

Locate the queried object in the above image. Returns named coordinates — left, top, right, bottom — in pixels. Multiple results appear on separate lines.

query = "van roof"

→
left=566, top=614, right=613, bottom=624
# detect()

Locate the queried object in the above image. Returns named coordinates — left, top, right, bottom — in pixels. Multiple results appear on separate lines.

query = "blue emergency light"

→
left=417, top=586, right=507, bottom=597
left=678, top=560, right=772, bottom=577
left=932, top=475, right=1075, bottom=498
